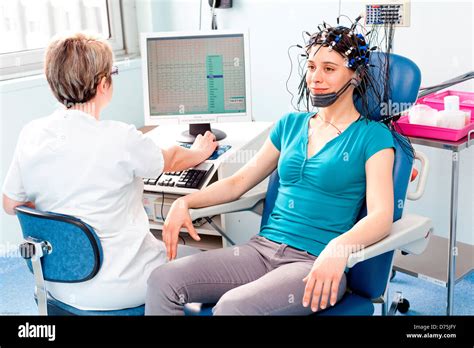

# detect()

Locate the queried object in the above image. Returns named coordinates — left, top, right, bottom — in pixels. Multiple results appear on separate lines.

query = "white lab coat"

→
left=3, top=108, right=167, bottom=310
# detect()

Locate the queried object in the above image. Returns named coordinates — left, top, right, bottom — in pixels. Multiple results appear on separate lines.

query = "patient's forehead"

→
left=308, top=45, right=345, bottom=66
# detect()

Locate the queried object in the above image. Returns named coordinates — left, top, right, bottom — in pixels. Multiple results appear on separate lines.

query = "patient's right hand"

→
left=162, top=198, right=201, bottom=261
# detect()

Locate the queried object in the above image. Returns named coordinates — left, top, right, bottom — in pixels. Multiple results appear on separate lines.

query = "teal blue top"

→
left=259, top=112, right=395, bottom=256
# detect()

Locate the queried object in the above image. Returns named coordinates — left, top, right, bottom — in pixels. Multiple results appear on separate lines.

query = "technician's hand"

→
left=191, top=131, right=218, bottom=162
left=24, top=201, right=36, bottom=209
left=302, top=243, right=348, bottom=312
left=162, top=198, right=200, bottom=261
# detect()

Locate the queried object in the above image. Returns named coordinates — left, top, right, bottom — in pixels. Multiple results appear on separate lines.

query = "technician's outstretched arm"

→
left=162, top=138, right=280, bottom=260
left=161, top=131, right=218, bottom=173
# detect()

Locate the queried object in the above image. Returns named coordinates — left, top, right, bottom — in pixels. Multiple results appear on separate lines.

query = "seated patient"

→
left=145, top=23, right=413, bottom=315
left=2, top=33, right=217, bottom=311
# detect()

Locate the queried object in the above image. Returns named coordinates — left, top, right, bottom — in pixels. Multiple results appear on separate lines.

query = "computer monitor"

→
left=141, top=30, right=252, bottom=143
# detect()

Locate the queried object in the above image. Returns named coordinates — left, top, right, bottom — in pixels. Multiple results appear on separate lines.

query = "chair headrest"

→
left=355, top=52, right=422, bottom=121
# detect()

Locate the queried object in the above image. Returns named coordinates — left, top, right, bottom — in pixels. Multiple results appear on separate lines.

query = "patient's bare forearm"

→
left=328, top=211, right=392, bottom=255
left=181, top=176, right=239, bottom=209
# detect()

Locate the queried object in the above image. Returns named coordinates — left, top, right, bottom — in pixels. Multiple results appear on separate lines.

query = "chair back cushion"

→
left=16, top=206, right=103, bottom=283
left=348, top=137, right=414, bottom=297
left=260, top=170, right=280, bottom=228
left=355, top=52, right=422, bottom=121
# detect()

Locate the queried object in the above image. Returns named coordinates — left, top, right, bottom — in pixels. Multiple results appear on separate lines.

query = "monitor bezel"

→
left=141, top=30, right=253, bottom=126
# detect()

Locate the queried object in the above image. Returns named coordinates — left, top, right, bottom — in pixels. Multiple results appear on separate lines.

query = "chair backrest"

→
left=347, top=138, right=413, bottom=298
left=349, top=52, right=420, bottom=298
left=16, top=206, right=103, bottom=283
left=260, top=52, right=421, bottom=299
left=355, top=52, right=422, bottom=122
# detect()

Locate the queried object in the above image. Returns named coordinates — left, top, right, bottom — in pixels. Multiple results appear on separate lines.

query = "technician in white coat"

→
left=2, top=33, right=217, bottom=311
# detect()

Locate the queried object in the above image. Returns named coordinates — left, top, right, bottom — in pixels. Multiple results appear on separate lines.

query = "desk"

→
left=393, top=130, right=474, bottom=315
left=139, top=122, right=272, bottom=250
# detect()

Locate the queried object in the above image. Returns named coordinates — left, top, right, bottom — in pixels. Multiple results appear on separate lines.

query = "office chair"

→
left=183, top=52, right=434, bottom=316
left=15, top=206, right=145, bottom=315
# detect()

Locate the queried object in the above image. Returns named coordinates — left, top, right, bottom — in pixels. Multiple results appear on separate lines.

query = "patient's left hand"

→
left=162, top=198, right=201, bottom=261
left=302, top=243, right=349, bottom=312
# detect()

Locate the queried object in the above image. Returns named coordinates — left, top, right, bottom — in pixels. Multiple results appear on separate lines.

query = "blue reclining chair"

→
left=183, top=52, right=433, bottom=316
left=15, top=206, right=145, bottom=315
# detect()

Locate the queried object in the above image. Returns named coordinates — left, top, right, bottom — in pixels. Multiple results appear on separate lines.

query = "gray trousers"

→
left=145, top=235, right=347, bottom=315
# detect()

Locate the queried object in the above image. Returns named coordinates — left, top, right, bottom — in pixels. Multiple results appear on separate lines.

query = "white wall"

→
left=1, top=0, right=473, bottom=249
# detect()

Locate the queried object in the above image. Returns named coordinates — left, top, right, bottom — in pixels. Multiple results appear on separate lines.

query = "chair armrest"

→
left=189, top=191, right=266, bottom=221
left=347, top=213, right=433, bottom=268
left=407, top=151, right=429, bottom=201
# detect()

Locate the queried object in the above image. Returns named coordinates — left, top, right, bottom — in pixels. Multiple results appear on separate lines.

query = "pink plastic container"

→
left=395, top=90, right=474, bottom=142
left=418, top=90, right=474, bottom=112
left=396, top=115, right=474, bottom=141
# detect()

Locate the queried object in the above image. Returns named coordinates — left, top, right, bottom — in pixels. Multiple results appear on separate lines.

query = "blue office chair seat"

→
left=313, top=294, right=375, bottom=316
left=184, top=303, right=214, bottom=316
left=16, top=206, right=145, bottom=316
left=184, top=292, right=374, bottom=316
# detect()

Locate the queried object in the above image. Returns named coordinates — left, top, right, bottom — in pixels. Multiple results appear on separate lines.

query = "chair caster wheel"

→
left=397, top=298, right=410, bottom=314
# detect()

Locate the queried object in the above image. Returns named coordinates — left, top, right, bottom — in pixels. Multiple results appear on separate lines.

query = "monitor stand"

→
left=178, top=123, right=227, bottom=143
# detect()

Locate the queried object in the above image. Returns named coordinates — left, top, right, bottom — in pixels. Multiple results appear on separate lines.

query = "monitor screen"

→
left=142, top=31, right=252, bottom=126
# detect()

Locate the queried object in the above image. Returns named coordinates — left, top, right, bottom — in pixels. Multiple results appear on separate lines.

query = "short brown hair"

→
left=44, top=32, right=113, bottom=107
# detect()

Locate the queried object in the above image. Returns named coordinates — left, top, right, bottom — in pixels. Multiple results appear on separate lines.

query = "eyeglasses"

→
left=110, top=65, right=119, bottom=76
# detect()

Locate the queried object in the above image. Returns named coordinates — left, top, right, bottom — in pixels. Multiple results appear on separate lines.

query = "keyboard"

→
left=179, top=143, right=232, bottom=160
left=144, top=162, right=214, bottom=190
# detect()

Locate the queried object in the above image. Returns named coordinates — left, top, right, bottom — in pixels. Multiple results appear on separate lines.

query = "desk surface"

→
left=138, top=125, right=157, bottom=134
left=142, top=121, right=272, bottom=149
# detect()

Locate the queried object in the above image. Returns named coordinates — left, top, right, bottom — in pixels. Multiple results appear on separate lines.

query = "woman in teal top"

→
left=145, top=22, right=409, bottom=315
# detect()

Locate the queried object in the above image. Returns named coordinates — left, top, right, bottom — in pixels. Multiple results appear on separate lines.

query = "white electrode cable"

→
left=199, top=0, right=202, bottom=30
